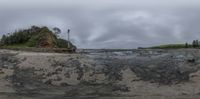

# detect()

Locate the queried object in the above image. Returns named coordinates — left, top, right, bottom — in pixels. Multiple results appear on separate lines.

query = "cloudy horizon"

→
left=0, top=0, right=200, bottom=48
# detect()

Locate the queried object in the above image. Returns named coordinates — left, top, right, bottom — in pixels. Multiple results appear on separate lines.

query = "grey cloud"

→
left=0, top=0, right=200, bottom=48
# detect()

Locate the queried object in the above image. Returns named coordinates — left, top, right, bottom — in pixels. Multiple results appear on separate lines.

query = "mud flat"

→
left=0, top=49, right=200, bottom=99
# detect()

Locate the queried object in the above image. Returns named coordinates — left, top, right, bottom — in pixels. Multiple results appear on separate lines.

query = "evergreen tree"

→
left=196, top=40, right=199, bottom=47
left=192, top=40, right=196, bottom=48
left=185, top=42, right=189, bottom=48
left=0, top=35, right=6, bottom=45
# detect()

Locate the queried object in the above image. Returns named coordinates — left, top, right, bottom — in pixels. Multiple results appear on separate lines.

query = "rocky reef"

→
left=0, top=49, right=200, bottom=99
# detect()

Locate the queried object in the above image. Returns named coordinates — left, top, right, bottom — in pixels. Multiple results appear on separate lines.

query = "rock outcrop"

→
left=0, top=49, right=200, bottom=99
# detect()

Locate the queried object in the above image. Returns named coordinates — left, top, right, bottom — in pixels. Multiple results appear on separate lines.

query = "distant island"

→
left=0, top=26, right=76, bottom=52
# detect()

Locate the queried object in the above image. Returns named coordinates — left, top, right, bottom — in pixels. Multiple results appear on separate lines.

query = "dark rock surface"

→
left=0, top=49, right=200, bottom=98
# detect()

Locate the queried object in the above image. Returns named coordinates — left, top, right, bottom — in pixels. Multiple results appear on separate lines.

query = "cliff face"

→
left=27, top=27, right=57, bottom=48
left=0, top=49, right=200, bottom=99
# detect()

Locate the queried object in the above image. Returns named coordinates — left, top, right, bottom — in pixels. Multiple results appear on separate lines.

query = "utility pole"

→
left=67, top=29, right=70, bottom=49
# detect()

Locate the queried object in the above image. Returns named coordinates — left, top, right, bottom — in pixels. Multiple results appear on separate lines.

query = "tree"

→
left=0, top=35, right=6, bottom=45
left=185, top=42, right=189, bottom=48
left=192, top=40, right=196, bottom=48
left=53, top=27, right=61, bottom=35
left=196, top=40, right=199, bottom=47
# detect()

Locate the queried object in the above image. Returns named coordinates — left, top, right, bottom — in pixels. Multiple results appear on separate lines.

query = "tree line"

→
left=185, top=40, right=200, bottom=48
left=0, top=26, right=42, bottom=45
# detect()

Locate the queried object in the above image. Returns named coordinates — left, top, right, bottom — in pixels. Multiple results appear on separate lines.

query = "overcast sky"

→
left=0, top=0, right=200, bottom=48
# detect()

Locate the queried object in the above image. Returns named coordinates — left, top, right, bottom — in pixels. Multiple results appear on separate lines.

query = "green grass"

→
left=148, top=44, right=188, bottom=49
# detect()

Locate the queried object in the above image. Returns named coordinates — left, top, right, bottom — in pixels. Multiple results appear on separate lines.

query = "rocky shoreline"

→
left=0, top=49, right=200, bottom=99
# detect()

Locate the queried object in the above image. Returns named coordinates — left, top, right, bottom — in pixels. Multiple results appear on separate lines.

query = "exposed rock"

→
left=0, top=49, right=200, bottom=98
